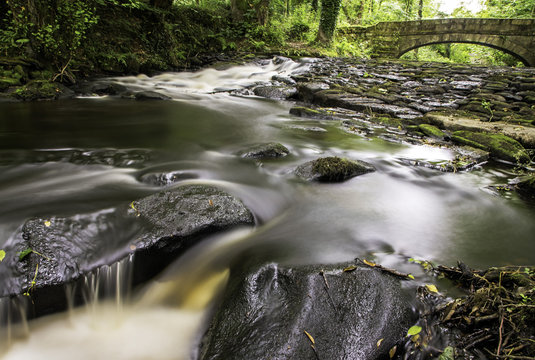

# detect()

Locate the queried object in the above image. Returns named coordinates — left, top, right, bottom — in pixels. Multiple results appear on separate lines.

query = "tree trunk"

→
left=315, top=0, right=343, bottom=43
left=414, top=0, right=423, bottom=59
left=255, top=0, right=270, bottom=25
left=354, top=0, right=364, bottom=24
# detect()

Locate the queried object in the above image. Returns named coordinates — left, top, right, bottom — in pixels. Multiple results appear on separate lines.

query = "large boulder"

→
left=199, top=262, right=416, bottom=360
left=0, top=184, right=254, bottom=316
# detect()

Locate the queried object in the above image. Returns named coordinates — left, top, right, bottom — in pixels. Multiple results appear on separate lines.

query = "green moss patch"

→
left=13, top=80, right=72, bottom=101
left=418, top=124, right=445, bottom=139
left=451, top=130, right=530, bottom=164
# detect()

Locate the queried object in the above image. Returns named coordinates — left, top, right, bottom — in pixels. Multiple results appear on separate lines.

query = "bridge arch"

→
left=340, top=18, right=535, bottom=67
left=397, top=36, right=531, bottom=67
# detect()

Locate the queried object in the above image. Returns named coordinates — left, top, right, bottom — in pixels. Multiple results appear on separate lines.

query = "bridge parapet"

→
left=340, top=18, right=535, bottom=66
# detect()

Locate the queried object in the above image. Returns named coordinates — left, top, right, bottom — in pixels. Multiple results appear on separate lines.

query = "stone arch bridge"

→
left=339, top=18, right=535, bottom=67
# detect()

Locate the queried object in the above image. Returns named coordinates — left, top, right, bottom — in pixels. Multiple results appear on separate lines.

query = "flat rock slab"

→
left=0, top=185, right=254, bottom=311
left=200, top=262, right=416, bottom=360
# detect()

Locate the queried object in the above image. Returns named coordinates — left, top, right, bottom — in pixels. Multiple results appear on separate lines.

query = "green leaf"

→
left=0, top=250, right=5, bottom=262
left=407, top=325, right=422, bottom=337
left=438, top=346, right=454, bottom=360
left=18, top=248, right=33, bottom=261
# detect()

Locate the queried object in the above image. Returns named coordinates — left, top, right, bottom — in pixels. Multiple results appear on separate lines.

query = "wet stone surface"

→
left=200, top=262, right=416, bottom=360
left=0, top=185, right=254, bottom=315
left=255, top=58, right=535, bottom=166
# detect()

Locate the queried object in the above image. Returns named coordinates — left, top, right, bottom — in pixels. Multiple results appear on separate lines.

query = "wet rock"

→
left=295, top=156, right=375, bottom=182
left=237, top=142, right=290, bottom=159
left=296, top=82, right=330, bottom=102
left=451, top=130, right=530, bottom=164
left=0, top=148, right=155, bottom=168
left=290, top=106, right=337, bottom=120
left=370, top=115, right=402, bottom=128
left=139, top=171, right=199, bottom=186
left=1, top=185, right=254, bottom=315
left=12, top=80, right=75, bottom=101
left=401, top=145, right=489, bottom=172
left=134, top=90, right=171, bottom=100
left=418, top=124, right=445, bottom=140
left=74, top=81, right=128, bottom=96
left=200, top=262, right=416, bottom=360
left=516, top=174, right=535, bottom=201
left=271, top=74, right=296, bottom=85
left=132, top=185, right=254, bottom=250
left=253, top=85, right=297, bottom=100
left=416, top=85, right=446, bottom=95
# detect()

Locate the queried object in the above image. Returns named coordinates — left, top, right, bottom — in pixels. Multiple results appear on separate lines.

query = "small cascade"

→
left=77, top=254, right=134, bottom=314
left=0, top=296, right=29, bottom=355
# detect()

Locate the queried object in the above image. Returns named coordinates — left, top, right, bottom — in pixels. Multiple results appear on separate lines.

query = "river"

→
left=0, top=58, right=534, bottom=359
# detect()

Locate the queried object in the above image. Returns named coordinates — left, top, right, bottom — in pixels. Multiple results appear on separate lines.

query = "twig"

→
left=464, top=334, right=493, bottom=350
left=319, top=270, right=339, bottom=316
left=496, top=313, right=505, bottom=356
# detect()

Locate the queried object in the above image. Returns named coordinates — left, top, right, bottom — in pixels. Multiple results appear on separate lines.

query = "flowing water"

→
left=0, top=59, right=534, bottom=359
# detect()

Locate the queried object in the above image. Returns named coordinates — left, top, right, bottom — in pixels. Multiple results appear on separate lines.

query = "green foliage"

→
left=479, top=0, right=535, bottom=18
left=0, top=249, right=5, bottom=262
left=1, top=0, right=99, bottom=74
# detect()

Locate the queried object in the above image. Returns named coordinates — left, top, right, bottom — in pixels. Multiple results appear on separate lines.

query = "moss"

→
left=309, top=156, right=374, bottom=182
left=370, top=116, right=402, bottom=128
left=451, top=130, right=530, bottom=164
left=0, top=76, right=22, bottom=91
left=237, top=142, right=290, bottom=159
left=13, top=80, right=63, bottom=101
left=418, top=124, right=445, bottom=139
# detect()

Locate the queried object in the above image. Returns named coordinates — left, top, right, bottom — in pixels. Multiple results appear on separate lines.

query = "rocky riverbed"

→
left=1, top=56, right=535, bottom=359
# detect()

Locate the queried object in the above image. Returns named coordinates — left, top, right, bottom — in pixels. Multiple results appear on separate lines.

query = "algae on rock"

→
left=451, top=130, right=530, bottom=164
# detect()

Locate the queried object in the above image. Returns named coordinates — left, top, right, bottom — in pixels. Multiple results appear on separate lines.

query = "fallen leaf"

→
left=304, top=330, right=315, bottom=345
left=44, top=220, right=51, bottom=227
left=389, top=345, right=397, bottom=358
left=407, top=274, right=415, bottom=280
left=343, top=265, right=357, bottom=272
left=425, top=284, right=439, bottom=293
left=363, top=259, right=376, bottom=267
left=208, top=199, right=214, bottom=206
left=376, top=338, right=384, bottom=348
left=407, top=325, right=422, bottom=337
left=0, top=250, right=5, bottom=262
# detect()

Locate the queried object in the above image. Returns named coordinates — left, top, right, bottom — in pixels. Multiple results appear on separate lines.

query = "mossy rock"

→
left=237, top=142, right=290, bottom=159
left=370, top=116, right=402, bottom=128
left=418, top=124, right=445, bottom=139
left=451, top=130, right=530, bottom=164
left=0, top=76, right=22, bottom=91
left=295, top=156, right=375, bottom=182
left=13, top=80, right=74, bottom=101
left=289, top=106, right=335, bottom=120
